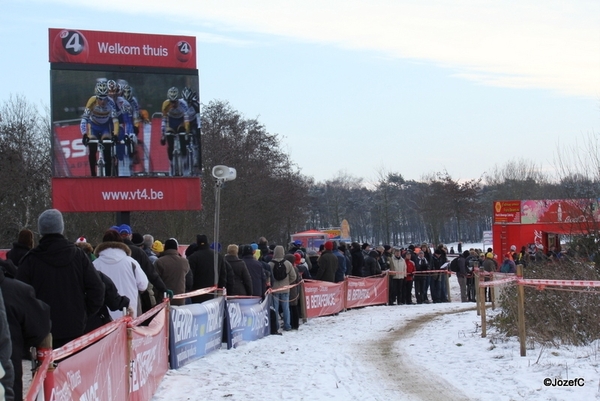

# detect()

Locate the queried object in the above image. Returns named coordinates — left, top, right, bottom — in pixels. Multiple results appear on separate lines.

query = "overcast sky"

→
left=2, top=0, right=599, bottom=183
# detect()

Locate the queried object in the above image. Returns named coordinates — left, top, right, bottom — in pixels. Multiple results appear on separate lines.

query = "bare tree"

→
left=0, top=95, right=52, bottom=246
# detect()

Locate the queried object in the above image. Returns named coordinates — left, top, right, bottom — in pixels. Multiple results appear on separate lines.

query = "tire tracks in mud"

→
left=363, top=306, right=477, bottom=401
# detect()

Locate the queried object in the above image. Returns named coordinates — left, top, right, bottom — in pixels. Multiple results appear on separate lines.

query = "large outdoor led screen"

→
left=49, top=28, right=202, bottom=212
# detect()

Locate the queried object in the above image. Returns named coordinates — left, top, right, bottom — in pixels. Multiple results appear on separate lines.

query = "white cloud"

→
left=45, top=0, right=600, bottom=97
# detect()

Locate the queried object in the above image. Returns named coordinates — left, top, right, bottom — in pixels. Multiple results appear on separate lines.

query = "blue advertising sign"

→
left=226, top=295, right=271, bottom=349
left=168, top=297, right=225, bottom=369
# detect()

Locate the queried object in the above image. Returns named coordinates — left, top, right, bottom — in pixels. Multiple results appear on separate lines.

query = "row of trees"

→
left=0, top=96, right=597, bottom=249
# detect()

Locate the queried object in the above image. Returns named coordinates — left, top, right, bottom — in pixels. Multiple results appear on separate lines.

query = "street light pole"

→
left=211, top=165, right=236, bottom=287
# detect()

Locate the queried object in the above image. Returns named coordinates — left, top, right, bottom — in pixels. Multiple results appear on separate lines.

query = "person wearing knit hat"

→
left=164, top=238, right=179, bottom=251
left=154, top=238, right=190, bottom=306
left=196, top=234, right=208, bottom=246
left=152, top=240, right=164, bottom=254
left=38, top=209, right=64, bottom=236
left=17, top=209, right=105, bottom=348
left=131, top=233, right=144, bottom=247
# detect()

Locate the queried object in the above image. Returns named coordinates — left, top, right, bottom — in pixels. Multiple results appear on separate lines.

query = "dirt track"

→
left=363, top=307, right=476, bottom=401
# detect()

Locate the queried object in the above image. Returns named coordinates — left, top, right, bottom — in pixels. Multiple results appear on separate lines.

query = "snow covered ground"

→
left=152, top=244, right=600, bottom=401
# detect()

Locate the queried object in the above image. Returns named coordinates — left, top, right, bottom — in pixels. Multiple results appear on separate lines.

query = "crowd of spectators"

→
left=5, top=207, right=590, bottom=399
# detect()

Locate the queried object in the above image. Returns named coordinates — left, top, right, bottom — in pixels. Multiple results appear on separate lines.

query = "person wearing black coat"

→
left=350, top=242, right=364, bottom=277
left=362, top=250, right=382, bottom=277
left=240, top=245, right=267, bottom=298
left=187, top=235, right=230, bottom=303
left=6, top=229, right=34, bottom=267
left=17, top=209, right=105, bottom=348
left=85, top=271, right=130, bottom=333
left=224, top=245, right=252, bottom=296
left=0, top=261, right=50, bottom=401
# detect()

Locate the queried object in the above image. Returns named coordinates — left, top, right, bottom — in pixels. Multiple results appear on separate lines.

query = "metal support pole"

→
left=213, top=179, right=223, bottom=287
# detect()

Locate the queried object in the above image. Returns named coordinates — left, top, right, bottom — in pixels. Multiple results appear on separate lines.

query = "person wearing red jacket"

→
left=403, top=250, right=415, bottom=305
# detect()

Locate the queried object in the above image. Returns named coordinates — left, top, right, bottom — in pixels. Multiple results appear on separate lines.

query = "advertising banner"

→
left=52, top=177, right=202, bottom=212
left=50, top=324, right=129, bottom=400
left=226, top=296, right=271, bottom=349
left=345, top=276, right=388, bottom=309
left=303, top=280, right=345, bottom=318
left=521, top=199, right=600, bottom=224
left=168, top=297, right=225, bottom=369
left=130, top=306, right=170, bottom=401
left=49, top=28, right=196, bottom=69
left=493, top=201, right=521, bottom=224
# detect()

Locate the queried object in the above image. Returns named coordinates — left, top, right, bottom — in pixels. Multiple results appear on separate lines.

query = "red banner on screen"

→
left=345, top=276, right=388, bottom=309
left=54, top=118, right=171, bottom=177
left=303, top=280, right=345, bottom=318
left=49, top=28, right=196, bottom=69
left=51, top=324, right=129, bottom=400
left=52, top=177, right=202, bottom=212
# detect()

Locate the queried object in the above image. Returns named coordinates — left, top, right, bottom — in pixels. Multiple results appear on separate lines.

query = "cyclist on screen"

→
left=81, top=81, right=119, bottom=176
left=107, top=80, right=135, bottom=175
left=161, top=87, right=189, bottom=171
left=181, top=86, right=201, bottom=171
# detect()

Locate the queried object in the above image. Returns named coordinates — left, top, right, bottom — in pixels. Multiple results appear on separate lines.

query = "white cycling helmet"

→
left=167, top=87, right=179, bottom=101
left=95, top=81, right=108, bottom=98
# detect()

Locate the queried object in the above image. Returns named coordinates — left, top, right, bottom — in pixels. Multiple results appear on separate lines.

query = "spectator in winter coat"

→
left=240, top=245, right=267, bottom=297
left=349, top=242, right=364, bottom=277
left=500, top=252, right=517, bottom=274
left=0, top=286, right=14, bottom=401
left=289, top=253, right=303, bottom=330
left=142, top=234, right=159, bottom=263
left=75, top=239, right=96, bottom=262
left=403, top=250, right=415, bottom=305
left=117, top=224, right=169, bottom=310
left=94, top=230, right=148, bottom=319
left=257, top=237, right=270, bottom=261
left=389, top=248, right=406, bottom=305
left=17, top=209, right=105, bottom=349
left=414, top=250, right=429, bottom=304
left=455, top=251, right=469, bottom=302
left=6, top=228, right=34, bottom=267
left=482, top=252, right=497, bottom=302
left=0, top=260, right=50, bottom=401
left=430, top=249, right=444, bottom=303
left=294, top=252, right=311, bottom=279
left=85, top=271, right=131, bottom=333
left=269, top=245, right=297, bottom=332
left=188, top=235, right=231, bottom=303
left=362, top=250, right=382, bottom=277
left=155, top=238, right=191, bottom=305
left=332, top=242, right=347, bottom=282
left=224, top=244, right=253, bottom=296
left=316, top=241, right=338, bottom=282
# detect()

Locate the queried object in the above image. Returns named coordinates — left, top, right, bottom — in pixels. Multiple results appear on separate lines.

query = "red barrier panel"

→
left=129, top=303, right=170, bottom=401
left=303, top=280, right=345, bottom=318
left=345, top=275, right=389, bottom=309
left=51, top=323, right=130, bottom=400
